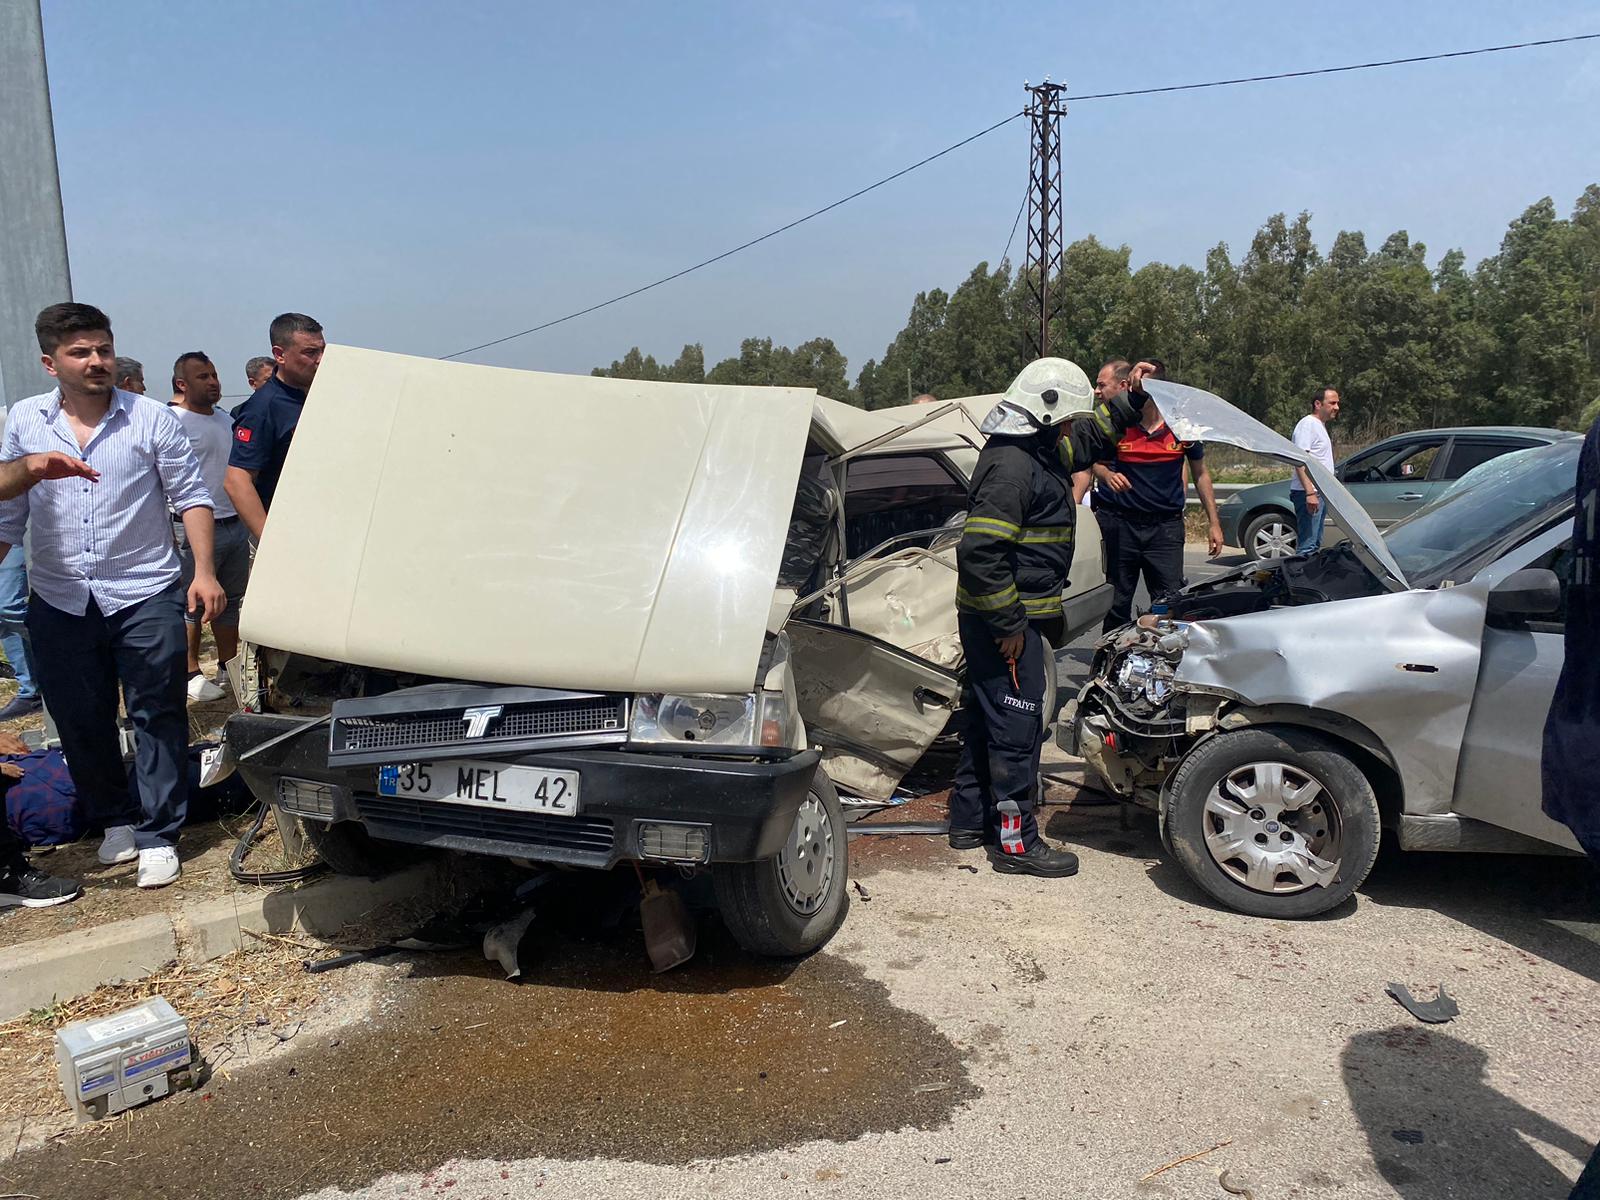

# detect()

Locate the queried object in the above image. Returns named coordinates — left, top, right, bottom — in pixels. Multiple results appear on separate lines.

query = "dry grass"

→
left=0, top=939, right=323, bottom=1126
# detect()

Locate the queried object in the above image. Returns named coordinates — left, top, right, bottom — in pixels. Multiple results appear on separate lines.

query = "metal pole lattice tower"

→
left=1023, top=81, right=1068, bottom=360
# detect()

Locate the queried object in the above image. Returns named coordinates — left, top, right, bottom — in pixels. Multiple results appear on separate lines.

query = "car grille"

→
left=356, top=794, right=616, bottom=855
left=333, top=695, right=626, bottom=755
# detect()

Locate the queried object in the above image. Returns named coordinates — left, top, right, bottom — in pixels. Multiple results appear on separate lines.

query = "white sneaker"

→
left=136, top=846, right=180, bottom=889
left=187, top=673, right=225, bottom=702
left=97, top=824, right=138, bottom=865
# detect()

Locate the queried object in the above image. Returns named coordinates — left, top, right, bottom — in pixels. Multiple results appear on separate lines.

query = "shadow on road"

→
left=1360, top=841, right=1600, bottom=985
left=1342, top=1026, right=1592, bottom=1198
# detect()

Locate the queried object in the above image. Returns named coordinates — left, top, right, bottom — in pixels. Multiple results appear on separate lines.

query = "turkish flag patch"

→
left=235, top=427, right=252, bottom=443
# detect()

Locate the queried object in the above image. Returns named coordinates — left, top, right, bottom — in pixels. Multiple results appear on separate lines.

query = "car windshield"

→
left=1383, top=439, right=1580, bottom=587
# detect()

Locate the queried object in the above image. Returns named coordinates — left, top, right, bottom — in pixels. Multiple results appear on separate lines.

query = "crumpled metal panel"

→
left=1143, top=380, right=1408, bottom=590
left=1174, top=581, right=1490, bottom=813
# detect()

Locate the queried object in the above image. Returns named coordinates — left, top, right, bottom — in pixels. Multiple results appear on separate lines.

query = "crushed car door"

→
left=785, top=618, right=959, bottom=802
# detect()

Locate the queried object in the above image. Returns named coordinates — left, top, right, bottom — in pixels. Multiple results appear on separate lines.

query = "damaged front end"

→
left=1072, top=547, right=1390, bottom=806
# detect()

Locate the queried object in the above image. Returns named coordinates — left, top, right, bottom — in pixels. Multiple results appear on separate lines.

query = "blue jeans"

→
left=27, top=584, right=189, bottom=849
left=1292, top=489, right=1327, bottom=555
left=0, top=551, right=37, bottom=700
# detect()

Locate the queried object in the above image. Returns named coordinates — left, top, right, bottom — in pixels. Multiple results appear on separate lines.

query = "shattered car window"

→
left=778, top=454, right=838, bottom=593
left=1384, top=440, right=1581, bottom=587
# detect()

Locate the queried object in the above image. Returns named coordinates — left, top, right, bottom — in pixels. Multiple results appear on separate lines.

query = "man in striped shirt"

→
left=0, top=304, right=225, bottom=890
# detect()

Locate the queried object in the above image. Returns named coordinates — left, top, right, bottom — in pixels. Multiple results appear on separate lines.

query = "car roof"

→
left=1371, top=425, right=1576, bottom=442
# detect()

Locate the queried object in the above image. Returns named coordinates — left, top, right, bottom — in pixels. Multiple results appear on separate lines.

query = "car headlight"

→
left=1114, top=652, right=1176, bottom=707
left=629, top=692, right=791, bottom=751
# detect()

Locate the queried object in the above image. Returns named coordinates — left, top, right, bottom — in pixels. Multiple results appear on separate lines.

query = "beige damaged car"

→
left=224, top=347, right=1112, bottom=957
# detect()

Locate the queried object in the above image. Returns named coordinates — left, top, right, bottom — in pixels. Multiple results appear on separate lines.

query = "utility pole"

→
left=0, top=0, right=72, bottom=408
left=1022, top=80, right=1068, bottom=360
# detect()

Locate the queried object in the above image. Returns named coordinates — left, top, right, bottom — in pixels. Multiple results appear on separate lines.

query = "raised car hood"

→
left=1143, top=380, right=1409, bottom=591
left=240, top=346, right=818, bottom=693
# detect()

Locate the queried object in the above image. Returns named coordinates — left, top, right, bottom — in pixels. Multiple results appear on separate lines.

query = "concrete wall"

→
left=0, top=0, right=72, bottom=408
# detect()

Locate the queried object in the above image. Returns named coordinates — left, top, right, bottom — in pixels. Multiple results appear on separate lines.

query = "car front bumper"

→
left=1217, top=498, right=1246, bottom=549
left=225, top=713, right=819, bottom=870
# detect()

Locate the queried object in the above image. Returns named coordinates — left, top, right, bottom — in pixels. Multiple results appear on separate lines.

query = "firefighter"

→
left=948, top=357, right=1144, bottom=876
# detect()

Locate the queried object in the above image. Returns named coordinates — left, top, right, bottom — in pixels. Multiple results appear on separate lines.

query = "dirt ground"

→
left=0, top=813, right=309, bottom=951
left=1, top=801, right=1594, bottom=1200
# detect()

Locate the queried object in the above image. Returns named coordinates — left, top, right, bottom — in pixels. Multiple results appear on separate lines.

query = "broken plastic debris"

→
left=1385, top=982, right=1460, bottom=1023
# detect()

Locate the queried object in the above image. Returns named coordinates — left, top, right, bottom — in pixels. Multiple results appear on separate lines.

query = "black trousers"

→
left=1097, top=508, right=1186, bottom=632
left=27, top=584, right=189, bottom=850
left=949, top=613, right=1055, bottom=854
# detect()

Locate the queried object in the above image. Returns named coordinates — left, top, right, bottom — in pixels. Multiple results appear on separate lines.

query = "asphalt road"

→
left=8, top=544, right=1596, bottom=1199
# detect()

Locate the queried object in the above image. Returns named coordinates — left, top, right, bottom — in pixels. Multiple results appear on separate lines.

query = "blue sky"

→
left=38, top=0, right=1600, bottom=398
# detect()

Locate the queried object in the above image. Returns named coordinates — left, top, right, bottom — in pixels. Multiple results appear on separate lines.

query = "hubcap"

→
left=776, top=794, right=835, bottom=916
left=1252, top=520, right=1297, bottom=559
left=1202, top=761, right=1342, bottom=894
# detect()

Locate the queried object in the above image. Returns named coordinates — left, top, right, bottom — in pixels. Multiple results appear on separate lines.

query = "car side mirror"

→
left=1487, top=568, right=1562, bottom=619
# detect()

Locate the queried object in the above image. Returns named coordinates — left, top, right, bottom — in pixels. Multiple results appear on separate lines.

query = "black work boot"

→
left=947, top=827, right=985, bottom=850
left=0, top=860, right=82, bottom=909
left=989, top=841, right=1080, bottom=878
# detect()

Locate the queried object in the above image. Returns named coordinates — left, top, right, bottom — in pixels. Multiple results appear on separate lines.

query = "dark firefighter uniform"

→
left=950, top=391, right=1140, bottom=868
left=1543, top=414, right=1600, bottom=860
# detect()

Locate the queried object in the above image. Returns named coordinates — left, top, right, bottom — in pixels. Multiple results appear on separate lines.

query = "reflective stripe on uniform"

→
left=962, top=515, right=1022, bottom=541
left=1020, top=594, right=1064, bottom=615
left=1018, top=526, right=1074, bottom=544
left=955, top=583, right=1020, bottom=611
left=997, top=800, right=1027, bottom=854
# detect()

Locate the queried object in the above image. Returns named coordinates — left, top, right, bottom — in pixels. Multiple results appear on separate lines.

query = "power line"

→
left=442, top=31, right=1599, bottom=361
left=441, top=110, right=1027, bottom=360
left=1068, top=32, right=1600, bottom=102
left=999, top=182, right=1028, bottom=269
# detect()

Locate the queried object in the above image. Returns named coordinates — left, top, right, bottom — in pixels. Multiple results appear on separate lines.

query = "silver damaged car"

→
left=1069, top=380, right=1584, bottom=918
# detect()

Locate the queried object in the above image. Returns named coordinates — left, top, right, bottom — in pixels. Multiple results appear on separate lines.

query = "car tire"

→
left=302, top=818, right=419, bottom=877
left=714, top=769, right=849, bottom=957
left=1164, top=727, right=1381, bottom=919
left=1242, top=509, right=1298, bottom=560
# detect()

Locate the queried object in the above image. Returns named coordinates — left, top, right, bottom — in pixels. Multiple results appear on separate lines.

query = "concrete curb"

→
left=0, top=861, right=445, bottom=1022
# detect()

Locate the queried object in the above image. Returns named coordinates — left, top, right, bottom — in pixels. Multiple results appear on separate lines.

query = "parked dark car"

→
left=1217, top=426, right=1574, bottom=559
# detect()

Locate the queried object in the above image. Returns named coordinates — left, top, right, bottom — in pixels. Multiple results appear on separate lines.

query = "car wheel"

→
left=302, top=818, right=419, bottom=877
left=714, top=769, right=848, bottom=957
left=1243, top=510, right=1297, bottom=560
left=1164, top=727, right=1381, bottom=918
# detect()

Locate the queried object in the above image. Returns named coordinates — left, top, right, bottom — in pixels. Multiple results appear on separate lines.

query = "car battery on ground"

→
left=54, top=996, right=193, bottom=1122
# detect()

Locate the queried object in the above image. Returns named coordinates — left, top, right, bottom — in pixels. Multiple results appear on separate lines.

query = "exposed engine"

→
left=1075, top=545, right=1388, bottom=803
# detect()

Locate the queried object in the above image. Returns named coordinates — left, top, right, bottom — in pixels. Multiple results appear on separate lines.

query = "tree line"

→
left=593, top=185, right=1600, bottom=435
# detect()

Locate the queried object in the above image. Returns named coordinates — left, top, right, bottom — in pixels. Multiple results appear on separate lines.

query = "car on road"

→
left=1218, top=425, right=1573, bottom=560
left=224, top=348, right=1112, bottom=959
left=1070, top=380, right=1585, bottom=919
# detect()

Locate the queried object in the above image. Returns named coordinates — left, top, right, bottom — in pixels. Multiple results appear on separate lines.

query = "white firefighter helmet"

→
left=979, top=357, right=1094, bottom=436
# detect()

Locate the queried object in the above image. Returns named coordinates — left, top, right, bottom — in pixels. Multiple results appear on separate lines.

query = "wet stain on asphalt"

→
left=5, top=926, right=977, bottom=1199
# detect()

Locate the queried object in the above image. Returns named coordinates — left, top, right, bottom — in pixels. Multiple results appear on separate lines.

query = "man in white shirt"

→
left=171, top=352, right=250, bottom=701
left=1290, top=387, right=1341, bottom=554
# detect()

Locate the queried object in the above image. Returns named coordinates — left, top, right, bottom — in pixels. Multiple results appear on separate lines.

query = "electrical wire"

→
left=441, top=30, right=1599, bottom=360
left=1000, top=182, right=1029, bottom=268
left=440, top=109, right=1027, bottom=360
left=1068, top=32, right=1600, bottom=102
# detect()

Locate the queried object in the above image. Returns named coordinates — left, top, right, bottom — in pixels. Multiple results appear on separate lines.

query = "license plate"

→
left=376, top=760, right=579, bottom=816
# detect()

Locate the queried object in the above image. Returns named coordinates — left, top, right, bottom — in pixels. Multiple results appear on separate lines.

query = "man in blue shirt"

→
left=0, top=303, right=225, bottom=890
left=225, top=312, right=325, bottom=540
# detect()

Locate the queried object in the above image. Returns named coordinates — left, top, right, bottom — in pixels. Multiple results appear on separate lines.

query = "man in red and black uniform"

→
left=1091, top=360, right=1223, bottom=632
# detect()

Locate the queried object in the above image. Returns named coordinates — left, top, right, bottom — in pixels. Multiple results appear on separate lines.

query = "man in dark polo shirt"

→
left=1091, top=359, right=1224, bottom=632
left=224, top=312, right=324, bottom=539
